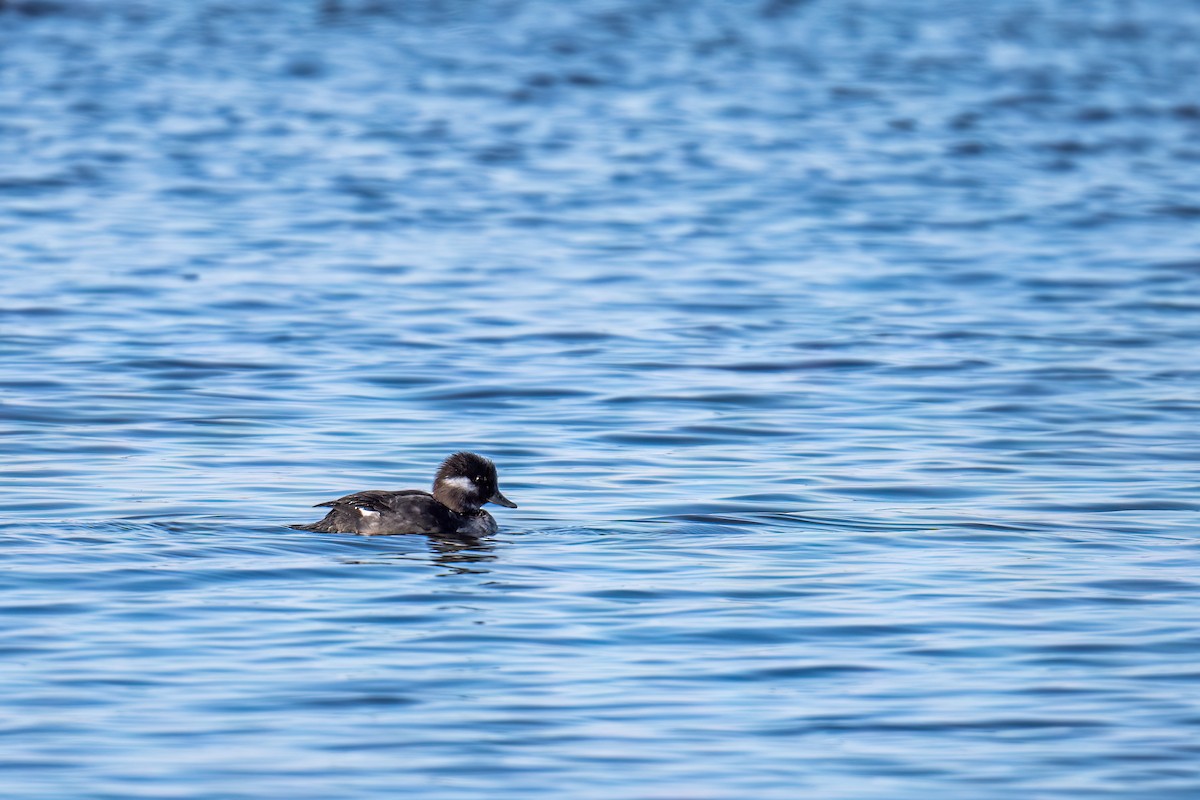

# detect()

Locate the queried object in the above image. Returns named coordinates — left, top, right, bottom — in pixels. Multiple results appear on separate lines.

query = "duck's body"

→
left=291, top=452, right=516, bottom=537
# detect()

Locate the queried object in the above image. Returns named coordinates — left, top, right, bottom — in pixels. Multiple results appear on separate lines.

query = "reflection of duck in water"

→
left=338, top=533, right=498, bottom=575
left=291, top=452, right=517, bottom=536
left=426, top=533, right=497, bottom=575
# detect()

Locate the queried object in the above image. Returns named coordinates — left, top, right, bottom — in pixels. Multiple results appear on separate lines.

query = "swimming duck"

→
left=291, top=452, right=517, bottom=536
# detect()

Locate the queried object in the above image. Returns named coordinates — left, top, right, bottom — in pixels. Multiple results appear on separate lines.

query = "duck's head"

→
left=432, top=451, right=517, bottom=515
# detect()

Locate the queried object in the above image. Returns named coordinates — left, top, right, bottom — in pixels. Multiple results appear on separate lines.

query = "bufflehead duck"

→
left=291, top=452, right=517, bottom=536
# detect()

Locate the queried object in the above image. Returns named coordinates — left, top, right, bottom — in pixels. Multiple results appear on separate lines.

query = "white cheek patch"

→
left=440, top=476, right=475, bottom=492
left=358, top=508, right=381, bottom=518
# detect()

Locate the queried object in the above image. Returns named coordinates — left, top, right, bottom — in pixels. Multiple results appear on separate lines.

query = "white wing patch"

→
left=358, top=508, right=381, bottom=518
left=440, top=476, right=475, bottom=492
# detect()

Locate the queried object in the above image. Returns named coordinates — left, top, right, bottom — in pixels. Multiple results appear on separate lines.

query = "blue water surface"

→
left=2, top=1, right=1200, bottom=797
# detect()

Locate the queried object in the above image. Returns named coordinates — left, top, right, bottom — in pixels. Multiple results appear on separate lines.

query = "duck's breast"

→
left=456, top=512, right=498, bottom=536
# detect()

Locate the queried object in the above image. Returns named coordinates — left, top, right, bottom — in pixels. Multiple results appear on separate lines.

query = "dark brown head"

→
left=431, top=452, right=517, bottom=515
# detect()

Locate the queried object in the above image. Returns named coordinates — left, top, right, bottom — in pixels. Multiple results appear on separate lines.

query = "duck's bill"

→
left=489, top=491, right=518, bottom=509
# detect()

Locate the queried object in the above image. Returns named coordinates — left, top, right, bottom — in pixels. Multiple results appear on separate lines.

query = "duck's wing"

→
left=314, top=489, right=428, bottom=513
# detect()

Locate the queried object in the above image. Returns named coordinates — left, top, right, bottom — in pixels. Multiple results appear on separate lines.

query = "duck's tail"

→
left=288, top=520, right=335, bottom=532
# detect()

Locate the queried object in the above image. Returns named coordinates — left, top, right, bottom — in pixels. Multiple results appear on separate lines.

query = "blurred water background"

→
left=2, top=0, right=1200, bottom=797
